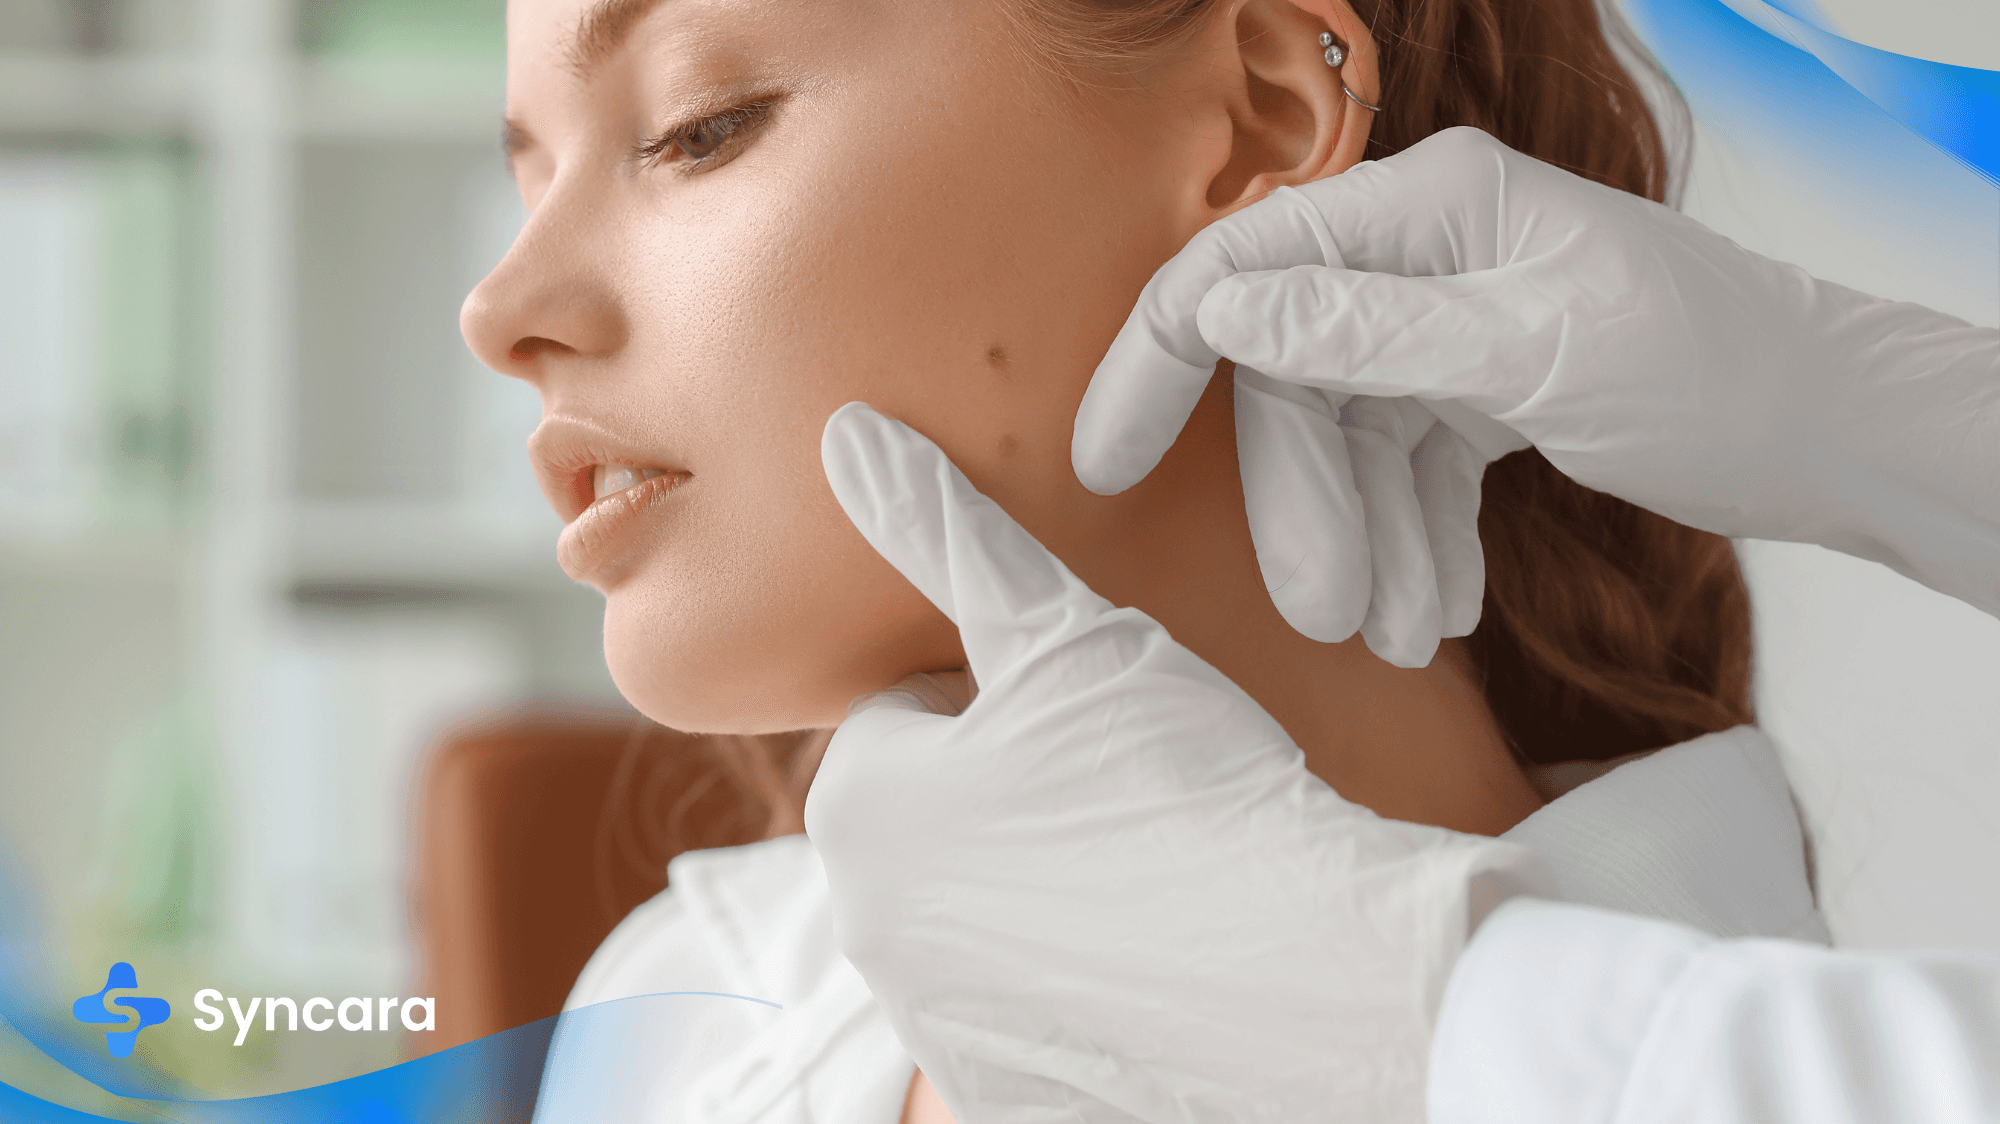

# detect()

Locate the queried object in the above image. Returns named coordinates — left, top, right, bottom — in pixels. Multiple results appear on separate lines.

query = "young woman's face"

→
left=463, top=0, right=1234, bottom=732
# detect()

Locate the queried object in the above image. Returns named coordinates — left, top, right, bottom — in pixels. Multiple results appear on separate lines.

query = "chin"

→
left=606, top=648, right=829, bottom=736
left=596, top=526, right=962, bottom=735
left=601, top=612, right=843, bottom=736
left=611, top=670, right=834, bottom=737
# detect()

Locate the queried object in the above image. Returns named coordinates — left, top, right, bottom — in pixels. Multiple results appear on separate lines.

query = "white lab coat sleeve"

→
left=1428, top=896, right=2000, bottom=1124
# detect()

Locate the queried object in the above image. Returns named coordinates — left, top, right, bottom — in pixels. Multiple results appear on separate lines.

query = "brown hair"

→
left=994, top=0, right=1750, bottom=767
left=624, top=0, right=1752, bottom=852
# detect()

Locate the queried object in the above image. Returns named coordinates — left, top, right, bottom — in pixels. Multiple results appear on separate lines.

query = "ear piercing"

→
left=1319, top=30, right=1346, bottom=68
left=1320, top=30, right=1384, bottom=113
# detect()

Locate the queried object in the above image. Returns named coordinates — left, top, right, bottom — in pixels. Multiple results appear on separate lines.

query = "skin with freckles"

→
left=463, top=1, right=1549, bottom=1116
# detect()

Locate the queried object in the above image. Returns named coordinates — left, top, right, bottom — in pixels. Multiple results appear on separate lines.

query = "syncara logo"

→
left=72, top=962, right=171, bottom=1058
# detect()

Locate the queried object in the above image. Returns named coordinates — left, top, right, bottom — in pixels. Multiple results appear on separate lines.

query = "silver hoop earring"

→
left=1318, top=30, right=1384, bottom=113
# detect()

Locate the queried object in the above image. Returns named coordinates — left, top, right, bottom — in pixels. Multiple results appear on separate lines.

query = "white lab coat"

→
left=1426, top=579, right=2000, bottom=1122
left=1430, top=896, right=2000, bottom=1123
left=537, top=725, right=1837, bottom=1122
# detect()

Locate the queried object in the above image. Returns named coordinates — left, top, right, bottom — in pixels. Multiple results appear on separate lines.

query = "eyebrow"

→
left=502, top=0, right=671, bottom=175
left=566, top=0, right=671, bottom=78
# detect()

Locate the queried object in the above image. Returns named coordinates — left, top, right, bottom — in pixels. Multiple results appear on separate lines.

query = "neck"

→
left=1037, top=365, right=1545, bottom=836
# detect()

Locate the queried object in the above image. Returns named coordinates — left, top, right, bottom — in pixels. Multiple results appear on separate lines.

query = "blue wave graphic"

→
left=2, top=992, right=782, bottom=1123
left=1, top=1012, right=555, bottom=1123
left=1626, top=0, right=1998, bottom=187
left=2, top=850, right=781, bottom=1121
left=1713, top=0, right=1997, bottom=185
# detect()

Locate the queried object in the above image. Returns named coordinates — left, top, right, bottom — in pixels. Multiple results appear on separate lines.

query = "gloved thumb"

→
left=804, top=678, right=961, bottom=865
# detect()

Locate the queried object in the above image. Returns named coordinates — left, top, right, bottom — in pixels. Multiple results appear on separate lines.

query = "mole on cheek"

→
left=985, top=343, right=1009, bottom=374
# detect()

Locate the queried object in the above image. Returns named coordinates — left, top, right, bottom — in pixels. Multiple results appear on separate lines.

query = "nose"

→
left=460, top=186, right=629, bottom=385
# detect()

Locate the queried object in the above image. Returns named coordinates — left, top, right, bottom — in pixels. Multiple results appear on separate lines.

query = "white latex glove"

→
left=1235, top=380, right=1502, bottom=668
left=1078, top=125, right=2000, bottom=628
left=805, top=401, right=1553, bottom=1124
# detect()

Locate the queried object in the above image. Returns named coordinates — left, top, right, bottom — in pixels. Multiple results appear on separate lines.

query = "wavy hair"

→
left=616, top=0, right=1749, bottom=856
left=994, top=0, right=1746, bottom=768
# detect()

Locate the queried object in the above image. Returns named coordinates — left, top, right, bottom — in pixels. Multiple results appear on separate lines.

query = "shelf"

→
left=0, top=52, right=196, bottom=136
left=289, top=499, right=570, bottom=590
left=0, top=51, right=504, bottom=143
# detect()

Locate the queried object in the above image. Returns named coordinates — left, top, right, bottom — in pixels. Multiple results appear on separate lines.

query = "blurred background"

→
left=0, top=0, right=1994, bottom=1110
left=0, top=0, right=628, bottom=1103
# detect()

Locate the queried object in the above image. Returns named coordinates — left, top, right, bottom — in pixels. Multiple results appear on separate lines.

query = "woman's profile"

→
left=459, top=0, right=1826, bottom=1118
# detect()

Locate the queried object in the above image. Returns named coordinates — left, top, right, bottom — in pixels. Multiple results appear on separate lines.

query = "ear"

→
left=1183, top=0, right=1381, bottom=220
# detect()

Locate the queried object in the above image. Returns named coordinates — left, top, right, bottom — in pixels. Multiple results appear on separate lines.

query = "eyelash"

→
left=629, top=99, right=778, bottom=175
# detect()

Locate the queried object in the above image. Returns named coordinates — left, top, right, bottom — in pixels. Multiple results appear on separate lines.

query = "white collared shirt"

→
left=537, top=724, right=1827, bottom=1123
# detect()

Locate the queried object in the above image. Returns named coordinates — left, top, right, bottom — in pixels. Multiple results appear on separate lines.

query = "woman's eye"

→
left=678, top=121, right=728, bottom=159
left=632, top=100, right=777, bottom=175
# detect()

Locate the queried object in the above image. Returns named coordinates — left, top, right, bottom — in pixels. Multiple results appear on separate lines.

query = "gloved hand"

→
left=806, top=401, right=1553, bottom=1124
left=1234, top=381, right=1505, bottom=668
left=1078, top=125, right=2000, bottom=629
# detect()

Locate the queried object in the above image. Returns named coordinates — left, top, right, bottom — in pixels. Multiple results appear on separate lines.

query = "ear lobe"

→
left=1203, top=0, right=1376, bottom=215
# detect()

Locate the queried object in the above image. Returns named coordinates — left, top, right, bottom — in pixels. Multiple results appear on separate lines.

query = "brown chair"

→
left=403, top=706, right=821, bottom=1058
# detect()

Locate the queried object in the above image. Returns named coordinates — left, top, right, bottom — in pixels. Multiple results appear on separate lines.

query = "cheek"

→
left=599, top=440, right=965, bottom=735
left=591, top=66, right=1173, bottom=733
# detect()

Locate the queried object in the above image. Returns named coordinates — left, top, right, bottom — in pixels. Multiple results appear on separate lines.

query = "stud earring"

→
left=1319, top=30, right=1345, bottom=69
left=1318, top=30, right=1383, bottom=113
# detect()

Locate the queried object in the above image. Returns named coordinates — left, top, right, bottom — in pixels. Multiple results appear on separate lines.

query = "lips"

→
left=528, top=413, right=693, bottom=582
left=557, top=467, right=690, bottom=581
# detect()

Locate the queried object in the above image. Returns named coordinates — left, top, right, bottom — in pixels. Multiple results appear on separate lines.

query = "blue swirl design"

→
left=4, top=849, right=782, bottom=1120
left=1626, top=0, right=1998, bottom=187
left=5, top=992, right=782, bottom=1123
left=1718, top=0, right=1995, bottom=185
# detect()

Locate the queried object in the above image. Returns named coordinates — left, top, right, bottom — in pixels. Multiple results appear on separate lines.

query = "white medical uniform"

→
left=538, top=724, right=1828, bottom=1123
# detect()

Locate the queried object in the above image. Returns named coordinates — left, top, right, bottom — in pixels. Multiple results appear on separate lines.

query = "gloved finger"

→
left=1234, top=369, right=1371, bottom=643
left=1282, top=126, right=1519, bottom=277
left=1072, top=186, right=1346, bottom=498
left=1410, top=423, right=1490, bottom=639
left=820, top=402, right=1124, bottom=691
left=1197, top=264, right=1540, bottom=419
left=1070, top=128, right=1534, bottom=501
left=1341, top=397, right=1445, bottom=668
